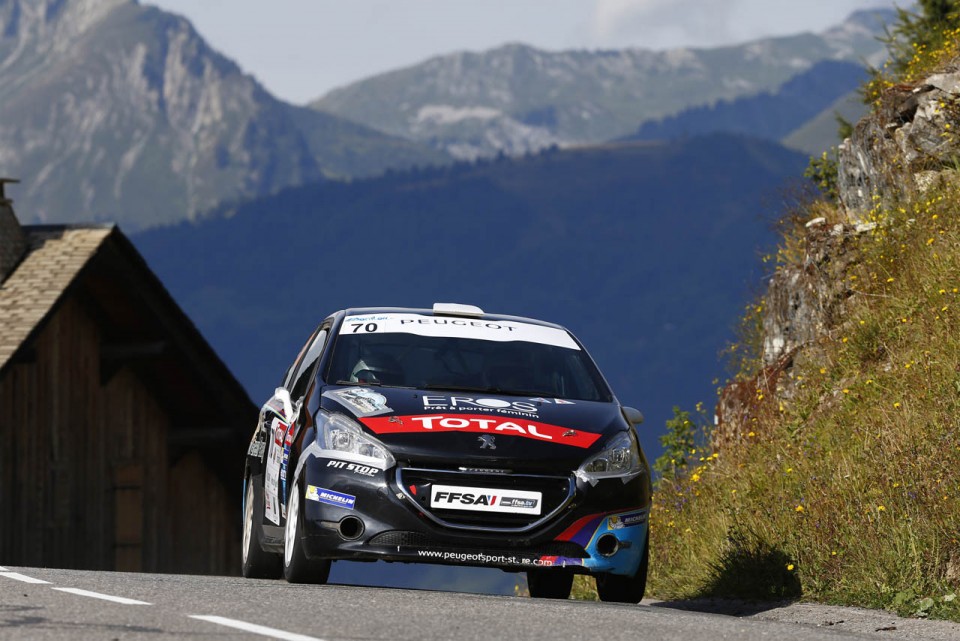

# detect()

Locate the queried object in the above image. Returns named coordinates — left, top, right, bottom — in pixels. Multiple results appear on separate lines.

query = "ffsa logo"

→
left=434, top=490, right=499, bottom=506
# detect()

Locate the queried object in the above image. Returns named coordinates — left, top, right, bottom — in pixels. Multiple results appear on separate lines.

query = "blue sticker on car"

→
left=306, top=485, right=356, bottom=509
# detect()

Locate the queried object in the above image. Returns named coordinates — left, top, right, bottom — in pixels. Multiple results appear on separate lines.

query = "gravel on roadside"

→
left=643, top=598, right=960, bottom=641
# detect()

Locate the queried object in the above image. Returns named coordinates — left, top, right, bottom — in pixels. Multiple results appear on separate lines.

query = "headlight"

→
left=575, top=430, right=643, bottom=484
left=318, top=413, right=395, bottom=469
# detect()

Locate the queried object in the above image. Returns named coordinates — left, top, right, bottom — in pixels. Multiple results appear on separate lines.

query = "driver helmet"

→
left=350, top=354, right=404, bottom=385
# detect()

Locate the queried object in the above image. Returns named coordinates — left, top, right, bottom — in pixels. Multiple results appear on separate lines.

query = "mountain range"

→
left=0, top=0, right=445, bottom=230
left=310, top=10, right=891, bottom=160
left=622, top=59, right=869, bottom=154
left=1, top=1, right=892, bottom=229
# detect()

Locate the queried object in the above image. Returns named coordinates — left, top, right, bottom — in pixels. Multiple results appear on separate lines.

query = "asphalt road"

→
left=2, top=565, right=959, bottom=641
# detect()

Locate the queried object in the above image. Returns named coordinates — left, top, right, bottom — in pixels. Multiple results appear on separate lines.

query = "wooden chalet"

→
left=0, top=180, right=257, bottom=575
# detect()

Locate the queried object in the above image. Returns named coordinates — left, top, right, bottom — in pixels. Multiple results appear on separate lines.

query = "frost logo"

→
left=422, top=395, right=538, bottom=415
left=478, top=435, right=496, bottom=450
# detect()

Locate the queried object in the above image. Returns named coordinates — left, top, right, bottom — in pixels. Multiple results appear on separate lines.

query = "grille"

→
left=396, top=467, right=574, bottom=532
left=368, top=530, right=587, bottom=558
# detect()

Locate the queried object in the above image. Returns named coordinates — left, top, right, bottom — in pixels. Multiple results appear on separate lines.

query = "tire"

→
left=283, top=479, right=332, bottom=584
left=527, top=568, right=574, bottom=599
left=596, top=532, right=648, bottom=604
left=241, top=476, right=282, bottom=579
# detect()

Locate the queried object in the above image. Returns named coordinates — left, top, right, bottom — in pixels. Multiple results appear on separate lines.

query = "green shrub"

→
left=654, top=407, right=700, bottom=479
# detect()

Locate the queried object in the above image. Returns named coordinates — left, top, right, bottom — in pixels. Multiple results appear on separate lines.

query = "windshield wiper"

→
left=335, top=380, right=415, bottom=389
left=422, top=383, right=552, bottom=398
left=422, top=383, right=499, bottom=394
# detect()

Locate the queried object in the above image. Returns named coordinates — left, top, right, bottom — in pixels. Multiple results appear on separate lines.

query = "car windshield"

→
left=326, top=313, right=612, bottom=402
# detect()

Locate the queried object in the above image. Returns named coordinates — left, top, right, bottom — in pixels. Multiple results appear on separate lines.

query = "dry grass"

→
left=645, top=183, right=960, bottom=620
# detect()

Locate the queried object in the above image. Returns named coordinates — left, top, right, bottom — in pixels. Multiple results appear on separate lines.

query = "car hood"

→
left=319, top=385, right=630, bottom=472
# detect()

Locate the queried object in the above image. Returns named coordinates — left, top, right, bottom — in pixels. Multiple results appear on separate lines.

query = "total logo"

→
left=410, top=415, right=553, bottom=440
left=359, top=413, right=602, bottom=448
left=422, top=395, right=538, bottom=415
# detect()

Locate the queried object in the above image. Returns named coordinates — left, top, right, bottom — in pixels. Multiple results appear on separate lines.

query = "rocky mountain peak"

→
left=0, top=0, right=444, bottom=229
left=0, top=0, right=322, bottom=228
left=311, top=11, right=891, bottom=160
left=1, top=0, right=127, bottom=45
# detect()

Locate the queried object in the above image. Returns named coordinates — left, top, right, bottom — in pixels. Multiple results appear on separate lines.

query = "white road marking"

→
left=190, top=615, right=326, bottom=641
left=52, top=587, right=150, bottom=605
left=0, top=571, right=51, bottom=584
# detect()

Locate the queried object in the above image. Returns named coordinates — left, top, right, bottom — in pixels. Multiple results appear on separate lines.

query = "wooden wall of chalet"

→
left=0, top=296, right=240, bottom=574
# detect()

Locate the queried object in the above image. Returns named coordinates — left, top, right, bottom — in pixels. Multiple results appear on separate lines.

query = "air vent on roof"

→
left=433, top=302, right=484, bottom=318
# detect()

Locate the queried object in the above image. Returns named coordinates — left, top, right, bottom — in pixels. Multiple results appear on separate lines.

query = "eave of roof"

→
left=0, top=225, right=113, bottom=372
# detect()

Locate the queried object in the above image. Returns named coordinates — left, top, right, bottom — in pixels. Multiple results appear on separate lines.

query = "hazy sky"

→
left=145, top=0, right=894, bottom=105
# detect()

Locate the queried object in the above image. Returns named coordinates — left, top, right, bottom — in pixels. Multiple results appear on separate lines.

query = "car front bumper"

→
left=296, top=454, right=650, bottom=576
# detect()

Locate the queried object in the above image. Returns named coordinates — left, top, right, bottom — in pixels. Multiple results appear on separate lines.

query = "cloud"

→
left=590, top=0, right=735, bottom=49
left=588, top=0, right=895, bottom=50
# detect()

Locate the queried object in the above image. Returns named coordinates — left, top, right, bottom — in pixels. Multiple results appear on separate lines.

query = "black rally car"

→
left=242, top=303, right=651, bottom=602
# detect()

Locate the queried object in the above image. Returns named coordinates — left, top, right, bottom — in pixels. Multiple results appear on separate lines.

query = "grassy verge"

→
left=642, top=181, right=960, bottom=620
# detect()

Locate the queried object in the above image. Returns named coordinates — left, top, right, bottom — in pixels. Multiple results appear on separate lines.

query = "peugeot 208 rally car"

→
left=242, top=303, right=651, bottom=602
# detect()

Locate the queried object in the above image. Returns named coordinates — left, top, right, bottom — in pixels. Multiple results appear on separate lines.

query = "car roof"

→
left=337, top=306, right=570, bottom=332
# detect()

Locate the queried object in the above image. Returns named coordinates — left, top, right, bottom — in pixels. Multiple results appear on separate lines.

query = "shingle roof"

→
left=0, top=225, right=113, bottom=371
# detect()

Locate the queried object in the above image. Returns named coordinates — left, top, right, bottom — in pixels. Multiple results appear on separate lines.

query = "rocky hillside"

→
left=0, top=0, right=445, bottom=229
left=310, top=10, right=892, bottom=160
left=641, top=21, right=960, bottom=621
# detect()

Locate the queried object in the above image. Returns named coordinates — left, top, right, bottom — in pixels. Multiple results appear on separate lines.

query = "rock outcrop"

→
left=838, top=67, right=960, bottom=218
left=716, top=59, right=960, bottom=441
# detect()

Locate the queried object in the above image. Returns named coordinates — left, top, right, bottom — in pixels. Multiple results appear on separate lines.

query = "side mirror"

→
left=622, top=406, right=644, bottom=426
left=267, top=387, right=294, bottom=421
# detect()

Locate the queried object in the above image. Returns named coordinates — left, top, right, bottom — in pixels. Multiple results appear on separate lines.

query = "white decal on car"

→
left=263, top=418, right=285, bottom=525
left=341, top=313, right=579, bottom=350
left=323, top=388, right=392, bottom=417
left=430, top=484, right=542, bottom=515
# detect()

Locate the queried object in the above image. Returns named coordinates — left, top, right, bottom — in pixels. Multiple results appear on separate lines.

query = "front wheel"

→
left=241, top=476, right=281, bottom=579
left=527, top=568, right=573, bottom=599
left=283, top=479, right=331, bottom=584
left=595, top=532, right=648, bottom=603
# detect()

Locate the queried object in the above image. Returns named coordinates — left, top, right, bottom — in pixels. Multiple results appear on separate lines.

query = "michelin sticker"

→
left=341, top=313, right=579, bottom=350
left=306, top=485, right=356, bottom=509
left=607, top=510, right=648, bottom=530
left=324, top=387, right=392, bottom=417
